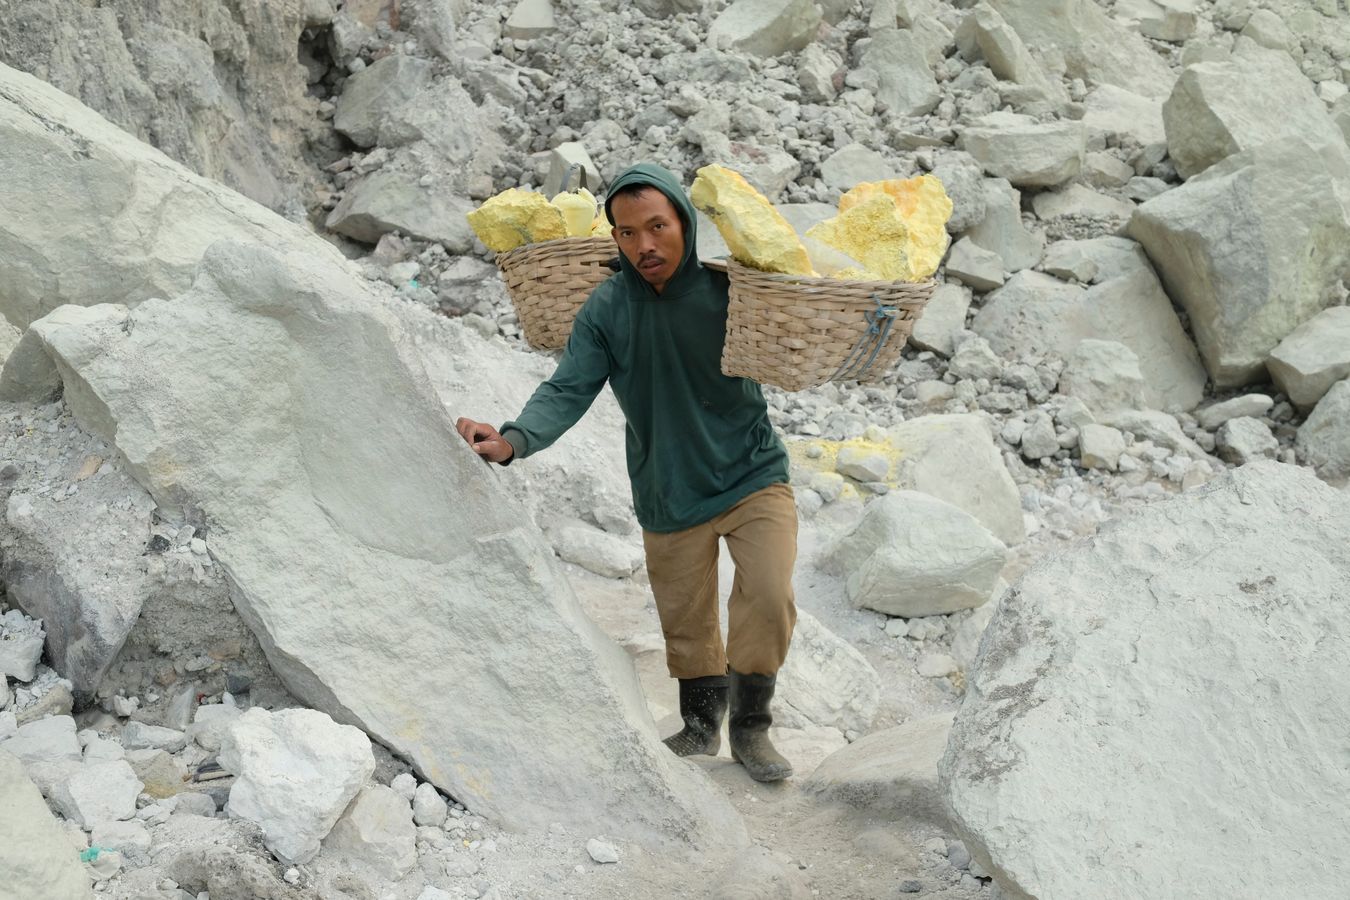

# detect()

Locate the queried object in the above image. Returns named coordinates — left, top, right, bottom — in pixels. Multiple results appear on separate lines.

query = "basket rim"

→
left=710, top=255, right=936, bottom=291
left=496, top=234, right=617, bottom=264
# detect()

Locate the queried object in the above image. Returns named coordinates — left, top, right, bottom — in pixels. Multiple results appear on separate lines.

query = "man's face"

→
left=610, top=188, right=685, bottom=294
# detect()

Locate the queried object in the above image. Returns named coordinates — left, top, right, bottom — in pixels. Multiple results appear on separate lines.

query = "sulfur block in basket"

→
left=813, top=175, right=953, bottom=281
left=550, top=188, right=598, bottom=237
left=466, top=188, right=567, bottom=252
left=690, top=164, right=813, bottom=276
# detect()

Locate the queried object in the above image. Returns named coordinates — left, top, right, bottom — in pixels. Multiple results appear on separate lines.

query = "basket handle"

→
left=564, top=162, right=587, bottom=194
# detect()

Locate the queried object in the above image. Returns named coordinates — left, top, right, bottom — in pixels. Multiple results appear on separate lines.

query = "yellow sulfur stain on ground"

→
left=690, top=164, right=814, bottom=275
left=811, top=175, right=954, bottom=281
left=786, top=436, right=909, bottom=488
left=466, top=188, right=568, bottom=252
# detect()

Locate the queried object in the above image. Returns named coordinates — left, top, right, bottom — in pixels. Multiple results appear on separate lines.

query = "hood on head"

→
left=604, top=162, right=701, bottom=298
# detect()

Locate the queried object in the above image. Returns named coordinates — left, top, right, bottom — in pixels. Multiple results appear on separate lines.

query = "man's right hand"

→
left=455, top=418, right=515, bottom=464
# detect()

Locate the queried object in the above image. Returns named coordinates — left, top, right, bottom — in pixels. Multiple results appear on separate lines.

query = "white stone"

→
left=1267, top=307, right=1350, bottom=409
left=887, top=415, right=1025, bottom=545
left=960, top=112, right=1086, bottom=188
left=412, top=782, right=448, bottom=828
left=552, top=526, right=642, bottom=579
left=332, top=55, right=435, bottom=148
left=1297, top=380, right=1350, bottom=482
left=1059, top=340, right=1149, bottom=418
left=796, top=44, right=841, bottom=103
left=186, top=702, right=241, bottom=752
left=947, top=336, right=1002, bottom=381
left=121, top=721, right=187, bottom=753
left=835, top=447, right=890, bottom=483
left=1216, top=417, right=1279, bottom=465
left=708, top=0, right=821, bottom=57
left=974, top=250, right=1206, bottom=412
left=586, top=838, right=620, bottom=864
left=1240, top=8, right=1294, bottom=54
left=220, top=707, right=375, bottom=865
left=1019, top=412, right=1059, bottom=461
left=0, top=64, right=351, bottom=331
left=0, top=710, right=15, bottom=742
left=810, top=471, right=846, bottom=503
left=34, top=240, right=742, bottom=849
left=0, top=631, right=44, bottom=683
left=820, top=143, right=902, bottom=194
left=0, top=714, right=82, bottom=765
left=1079, top=424, right=1127, bottom=471
left=825, top=492, right=1007, bottom=617
left=504, top=0, right=556, bottom=39
left=962, top=179, right=1043, bottom=273
left=90, top=819, right=152, bottom=856
left=0, top=750, right=92, bottom=899
left=1106, top=410, right=1210, bottom=460
left=1082, top=152, right=1136, bottom=190
left=862, top=29, right=941, bottom=117
left=1114, top=0, right=1198, bottom=43
left=910, top=284, right=971, bottom=358
left=954, top=3, right=1066, bottom=107
left=323, top=784, right=418, bottom=881
left=327, top=170, right=476, bottom=253
left=1129, top=139, right=1350, bottom=388
left=51, top=759, right=142, bottom=828
left=1041, top=241, right=1100, bottom=283
left=1196, top=395, right=1274, bottom=431
left=945, top=239, right=1004, bottom=292
left=776, top=611, right=880, bottom=736
left=942, top=462, right=1350, bottom=898
left=1032, top=184, right=1134, bottom=222
left=806, top=713, right=953, bottom=825
left=390, top=772, right=417, bottom=801
left=1163, top=47, right=1345, bottom=179
left=173, top=792, right=218, bottom=817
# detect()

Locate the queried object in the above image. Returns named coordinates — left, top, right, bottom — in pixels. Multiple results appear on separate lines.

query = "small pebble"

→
left=284, top=868, right=300, bottom=885
left=586, top=838, right=619, bottom=864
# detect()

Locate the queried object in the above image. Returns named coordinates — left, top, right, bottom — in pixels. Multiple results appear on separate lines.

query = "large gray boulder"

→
left=972, top=242, right=1206, bottom=412
left=776, top=611, right=879, bottom=736
left=1298, top=379, right=1350, bottom=483
left=862, top=29, right=941, bottom=118
left=1128, top=139, right=1350, bottom=387
left=0, top=62, right=345, bottom=330
left=1081, top=84, right=1165, bottom=147
left=1163, top=46, right=1345, bottom=179
left=806, top=712, right=954, bottom=825
left=1267, top=307, right=1350, bottom=409
left=333, top=55, right=436, bottom=148
left=941, top=462, right=1350, bottom=898
left=954, top=3, right=1067, bottom=108
left=962, top=178, right=1043, bottom=272
left=885, top=415, right=1025, bottom=546
left=0, top=0, right=325, bottom=212
left=707, top=0, right=821, bottom=57
left=23, top=240, right=743, bottom=849
left=959, top=112, right=1085, bottom=188
left=821, top=492, right=1007, bottom=618
left=326, top=169, right=475, bottom=251
left=987, top=0, right=1173, bottom=99
left=0, top=750, right=93, bottom=899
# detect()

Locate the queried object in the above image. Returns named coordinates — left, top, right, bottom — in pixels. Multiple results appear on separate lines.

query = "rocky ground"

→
left=2, top=0, right=1350, bottom=898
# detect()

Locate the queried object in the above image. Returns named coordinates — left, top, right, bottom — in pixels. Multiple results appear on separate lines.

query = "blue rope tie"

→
left=830, top=293, right=900, bottom=383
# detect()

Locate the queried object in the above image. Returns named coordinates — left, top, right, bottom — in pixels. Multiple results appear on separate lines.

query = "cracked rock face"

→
left=940, top=461, right=1350, bottom=899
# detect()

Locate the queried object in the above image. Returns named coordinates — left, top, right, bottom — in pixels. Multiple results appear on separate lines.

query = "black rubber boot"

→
left=728, top=668, right=793, bottom=782
left=662, top=674, right=728, bottom=757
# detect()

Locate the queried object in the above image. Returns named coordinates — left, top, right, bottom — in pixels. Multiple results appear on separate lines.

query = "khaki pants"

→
left=643, top=483, right=798, bottom=679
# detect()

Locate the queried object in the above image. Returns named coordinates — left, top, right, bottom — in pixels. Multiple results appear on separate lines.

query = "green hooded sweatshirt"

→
left=499, top=163, right=789, bottom=533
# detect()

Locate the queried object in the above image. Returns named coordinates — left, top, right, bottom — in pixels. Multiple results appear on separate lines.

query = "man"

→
left=455, top=163, right=797, bottom=782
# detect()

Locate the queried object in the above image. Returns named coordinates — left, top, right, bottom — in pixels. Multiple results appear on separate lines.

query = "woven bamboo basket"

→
left=495, top=236, right=618, bottom=350
left=714, top=258, right=936, bottom=392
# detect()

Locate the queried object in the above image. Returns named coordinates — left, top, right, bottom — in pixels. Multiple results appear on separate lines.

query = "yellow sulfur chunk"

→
left=550, top=188, right=598, bottom=237
left=689, top=164, right=813, bottom=276
left=589, top=215, right=611, bottom=237
left=465, top=188, right=567, bottom=253
left=830, top=175, right=953, bottom=280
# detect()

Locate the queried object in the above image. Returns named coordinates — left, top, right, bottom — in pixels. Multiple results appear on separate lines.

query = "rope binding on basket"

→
left=829, top=292, right=899, bottom=383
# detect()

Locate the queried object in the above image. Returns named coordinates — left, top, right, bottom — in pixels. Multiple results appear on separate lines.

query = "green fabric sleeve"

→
left=498, top=312, right=610, bottom=460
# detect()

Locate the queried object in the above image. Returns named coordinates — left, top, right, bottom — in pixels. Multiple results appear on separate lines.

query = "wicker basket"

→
left=495, top=236, right=618, bottom=350
left=715, top=258, right=935, bottom=392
